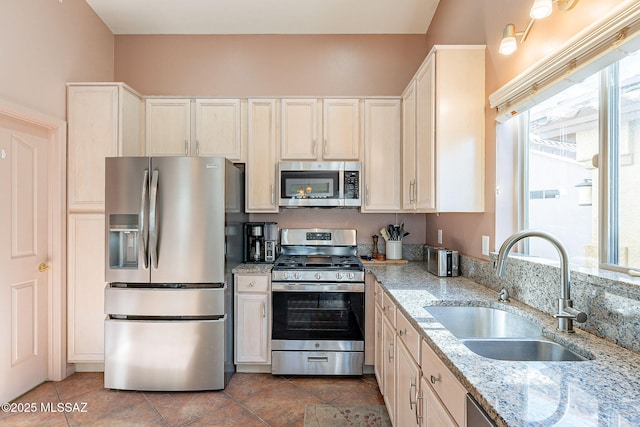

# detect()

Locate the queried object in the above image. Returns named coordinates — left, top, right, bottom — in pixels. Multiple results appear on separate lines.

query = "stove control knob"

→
left=347, top=272, right=355, bottom=280
left=315, top=272, right=322, bottom=280
left=336, top=272, right=343, bottom=280
left=294, top=272, right=300, bottom=280
left=283, top=272, right=289, bottom=280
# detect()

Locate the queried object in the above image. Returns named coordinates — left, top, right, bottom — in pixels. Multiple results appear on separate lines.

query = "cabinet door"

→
left=396, top=340, right=420, bottom=427
left=246, top=99, right=278, bottom=212
left=415, top=56, right=436, bottom=212
left=67, top=86, right=119, bottom=211
left=362, top=99, right=401, bottom=212
left=374, top=303, right=384, bottom=389
left=322, top=99, right=360, bottom=160
left=402, top=81, right=417, bottom=211
left=195, top=99, right=242, bottom=161
left=434, top=47, right=485, bottom=212
left=382, top=316, right=396, bottom=425
left=146, top=99, right=191, bottom=156
left=67, top=214, right=105, bottom=362
left=419, top=377, right=457, bottom=427
left=120, top=87, right=145, bottom=156
left=235, top=293, right=270, bottom=364
left=280, top=99, right=319, bottom=160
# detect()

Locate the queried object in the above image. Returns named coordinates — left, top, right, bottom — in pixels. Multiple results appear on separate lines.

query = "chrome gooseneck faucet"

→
left=494, top=230, right=587, bottom=333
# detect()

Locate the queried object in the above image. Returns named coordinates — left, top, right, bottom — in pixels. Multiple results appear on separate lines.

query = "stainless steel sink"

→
left=424, top=306, right=541, bottom=338
left=461, top=338, right=586, bottom=361
left=424, top=305, right=589, bottom=362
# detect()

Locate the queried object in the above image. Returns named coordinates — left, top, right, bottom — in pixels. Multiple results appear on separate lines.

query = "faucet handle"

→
left=554, top=306, right=588, bottom=323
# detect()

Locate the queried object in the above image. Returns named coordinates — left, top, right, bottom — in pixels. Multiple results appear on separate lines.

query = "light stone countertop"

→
left=368, top=262, right=640, bottom=427
left=231, top=263, right=273, bottom=274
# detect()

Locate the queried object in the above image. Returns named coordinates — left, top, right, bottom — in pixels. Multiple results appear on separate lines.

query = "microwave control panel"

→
left=344, top=171, right=360, bottom=199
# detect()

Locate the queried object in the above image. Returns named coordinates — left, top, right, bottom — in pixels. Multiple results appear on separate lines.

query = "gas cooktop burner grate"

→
left=273, top=255, right=363, bottom=271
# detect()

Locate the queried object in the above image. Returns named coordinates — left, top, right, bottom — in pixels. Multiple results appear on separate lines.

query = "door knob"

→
left=38, top=263, right=51, bottom=272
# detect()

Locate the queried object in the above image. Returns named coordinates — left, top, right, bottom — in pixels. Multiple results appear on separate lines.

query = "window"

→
left=521, top=52, right=640, bottom=271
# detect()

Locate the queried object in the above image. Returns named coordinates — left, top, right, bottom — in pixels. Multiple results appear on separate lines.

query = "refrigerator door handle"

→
left=140, top=169, right=150, bottom=269
left=149, top=169, right=159, bottom=269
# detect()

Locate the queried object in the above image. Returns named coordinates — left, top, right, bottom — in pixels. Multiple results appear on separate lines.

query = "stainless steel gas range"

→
left=271, top=228, right=365, bottom=376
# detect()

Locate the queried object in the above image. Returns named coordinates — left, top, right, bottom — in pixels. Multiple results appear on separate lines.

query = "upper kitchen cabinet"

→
left=146, top=98, right=245, bottom=161
left=362, top=99, right=401, bottom=212
left=67, top=83, right=144, bottom=211
left=195, top=99, right=243, bottom=161
left=280, top=98, right=321, bottom=160
left=145, top=98, right=191, bottom=156
left=280, top=98, right=361, bottom=161
left=402, top=45, right=485, bottom=213
left=246, top=99, right=279, bottom=212
left=322, top=99, right=361, bottom=160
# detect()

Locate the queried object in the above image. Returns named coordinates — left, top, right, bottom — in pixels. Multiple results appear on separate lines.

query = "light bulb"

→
left=499, top=24, right=518, bottom=55
left=530, top=0, right=553, bottom=19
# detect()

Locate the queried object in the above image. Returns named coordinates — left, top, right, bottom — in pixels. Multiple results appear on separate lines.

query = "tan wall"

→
left=114, top=33, right=430, bottom=243
left=423, top=0, right=629, bottom=258
left=0, top=0, right=114, bottom=119
left=114, top=34, right=429, bottom=97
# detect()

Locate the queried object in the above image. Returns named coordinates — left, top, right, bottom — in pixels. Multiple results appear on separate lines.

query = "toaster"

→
left=426, top=246, right=459, bottom=277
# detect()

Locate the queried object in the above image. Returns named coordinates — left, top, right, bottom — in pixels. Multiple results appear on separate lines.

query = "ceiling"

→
left=84, top=0, right=440, bottom=35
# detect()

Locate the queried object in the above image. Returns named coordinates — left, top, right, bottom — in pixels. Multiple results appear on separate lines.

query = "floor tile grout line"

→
left=140, top=391, right=171, bottom=427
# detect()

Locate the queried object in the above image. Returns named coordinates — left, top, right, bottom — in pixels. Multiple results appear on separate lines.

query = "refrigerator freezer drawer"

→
left=104, top=317, right=228, bottom=391
left=104, top=285, right=226, bottom=317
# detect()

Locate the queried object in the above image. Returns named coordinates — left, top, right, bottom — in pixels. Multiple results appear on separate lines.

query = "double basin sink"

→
left=424, top=306, right=587, bottom=362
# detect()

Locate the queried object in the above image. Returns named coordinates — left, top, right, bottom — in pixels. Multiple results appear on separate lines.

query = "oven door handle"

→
left=271, top=282, right=364, bottom=292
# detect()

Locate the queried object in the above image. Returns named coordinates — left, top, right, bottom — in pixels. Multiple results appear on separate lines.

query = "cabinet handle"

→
left=249, top=281, right=255, bottom=287
left=196, top=140, right=200, bottom=156
left=409, top=378, right=418, bottom=410
left=409, top=180, right=415, bottom=204
left=430, top=374, right=441, bottom=384
left=323, top=139, right=327, bottom=156
left=388, top=342, right=394, bottom=362
left=262, top=300, right=265, bottom=318
left=271, top=184, right=275, bottom=206
left=416, top=391, right=424, bottom=422
left=413, top=179, right=417, bottom=204
left=398, top=329, right=407, bottom=337
left=366, top=185, right=370, bottom=206
left=313, top=139, right=317, bottom=156
left=184, top=139, right=188, bottom=156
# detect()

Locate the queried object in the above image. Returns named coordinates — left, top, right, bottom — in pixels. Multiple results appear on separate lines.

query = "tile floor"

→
left=0, top=372, right=385, bottom=426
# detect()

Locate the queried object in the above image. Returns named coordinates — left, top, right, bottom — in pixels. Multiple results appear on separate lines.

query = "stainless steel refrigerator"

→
left=103, top=156, right=246, bottom=391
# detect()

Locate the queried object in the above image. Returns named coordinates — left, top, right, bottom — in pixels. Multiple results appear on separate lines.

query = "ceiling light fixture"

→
left=500, top=0, right=579, bottom=55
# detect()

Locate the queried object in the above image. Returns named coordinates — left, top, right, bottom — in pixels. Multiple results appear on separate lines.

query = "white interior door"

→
left=0, top=114, right=50, bottom=403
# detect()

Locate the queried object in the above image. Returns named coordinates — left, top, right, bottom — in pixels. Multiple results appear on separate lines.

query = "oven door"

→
left=271, top=283, right=364, bottom=344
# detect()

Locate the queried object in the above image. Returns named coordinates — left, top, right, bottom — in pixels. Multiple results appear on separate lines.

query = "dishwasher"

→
left=467, top=393, right=496, bottom=427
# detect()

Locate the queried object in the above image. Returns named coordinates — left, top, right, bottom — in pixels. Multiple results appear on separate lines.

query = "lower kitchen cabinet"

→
left=374, top=288, right=384, bottom=387
left=381, top=292, right=397, bottom=425
left=421, top=338, right=467, bottom=426
left=419, top=376, right=457, bottom=426
left=234, top=273, right=271, bottom=371
left=374, top=284, right=469, bottom=427
left=67, top=214, right=106, bottom=363
left=396, top=338, right=421, bottom=427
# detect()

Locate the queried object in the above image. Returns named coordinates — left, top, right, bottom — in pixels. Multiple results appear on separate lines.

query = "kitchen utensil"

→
left=380, top=228, right=390, bottom=241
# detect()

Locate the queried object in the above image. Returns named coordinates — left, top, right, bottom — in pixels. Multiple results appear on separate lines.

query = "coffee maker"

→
left=243, top=222, right=278, bottom=263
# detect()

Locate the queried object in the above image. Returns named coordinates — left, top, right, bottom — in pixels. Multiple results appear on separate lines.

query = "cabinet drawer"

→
left=236, top=274, right=269, bottom=292
left=397, top=310, right=420, bottom=362
left=381, top=292, right=396, bottom=326
left=421, top=339, right=466, bottom=426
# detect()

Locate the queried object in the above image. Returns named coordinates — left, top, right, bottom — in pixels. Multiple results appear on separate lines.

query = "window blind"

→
left=489, top=1, right=640, bottom=123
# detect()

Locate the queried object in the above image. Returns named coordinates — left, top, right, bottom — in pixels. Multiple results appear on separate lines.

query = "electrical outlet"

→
left=437, top=229, right=443, bottom=245
left=482, top=235, right=490, bottom=256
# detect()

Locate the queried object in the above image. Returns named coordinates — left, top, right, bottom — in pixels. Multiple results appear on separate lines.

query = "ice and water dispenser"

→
left=108, top=214, right=140, bottom=270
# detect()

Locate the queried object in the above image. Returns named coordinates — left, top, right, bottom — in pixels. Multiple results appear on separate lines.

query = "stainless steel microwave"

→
left=278, top=161, right=361, bottom=208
